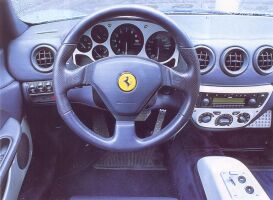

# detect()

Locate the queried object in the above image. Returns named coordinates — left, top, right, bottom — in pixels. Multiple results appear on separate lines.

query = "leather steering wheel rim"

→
left=53, top=5, right=200, bottom=151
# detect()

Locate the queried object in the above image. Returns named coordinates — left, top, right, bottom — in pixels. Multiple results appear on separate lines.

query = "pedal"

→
left=91, top=111, right=109, bottom=137
left=135, top=109, right=151, bottom=121
left=153, top=109, right=167, bottom=134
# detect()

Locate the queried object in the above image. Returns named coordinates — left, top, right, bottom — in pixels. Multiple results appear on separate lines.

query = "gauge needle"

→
left=125, top=42, right=128, bottom=55
left=94, top=50, right=101, bottom=58
left=80, top=43, right=85, bottom=48
left=156, top=47, right=160, bottom=61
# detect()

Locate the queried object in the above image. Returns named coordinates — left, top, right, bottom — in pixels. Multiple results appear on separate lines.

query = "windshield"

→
left=11, top=0, right=273, bottom=24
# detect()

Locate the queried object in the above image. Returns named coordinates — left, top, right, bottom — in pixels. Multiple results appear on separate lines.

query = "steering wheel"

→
left=53, top=5, right=200, bottom=151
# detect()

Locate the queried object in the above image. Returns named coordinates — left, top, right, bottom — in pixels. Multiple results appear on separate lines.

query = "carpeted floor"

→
left=19, top=107, right=273, bottom=200
left=252, top=169, right=273, bottom=198
left=48, top=168, right=177, bottom=200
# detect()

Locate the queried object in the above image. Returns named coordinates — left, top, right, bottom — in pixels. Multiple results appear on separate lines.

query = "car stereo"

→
left=197, top=92, right=268, bottom=108
left=192, top=85, right=272, bottom=129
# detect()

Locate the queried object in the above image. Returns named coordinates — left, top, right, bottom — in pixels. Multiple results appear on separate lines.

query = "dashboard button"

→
left=213, top=111, right=221, bottom=115
left=238, top=176, right=246, bottom=183
left=45, top=81, right=53, bottom=92
left=37, top=82, right=44, bottom=93
left=28, top=83, right=36, bottom=94
left=245, top=186, right=254, bottom=194
left=232, top=111, right=240, bottom=115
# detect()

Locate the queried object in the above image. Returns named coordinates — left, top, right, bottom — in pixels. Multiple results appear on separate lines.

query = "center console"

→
left=192, top=85, right=273, bottom=129
left=197, top=156, right=270, bottom=200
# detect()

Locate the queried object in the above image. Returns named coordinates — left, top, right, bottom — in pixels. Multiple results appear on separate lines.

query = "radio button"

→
left=201, top=98, right=210, bottom=106
left=248, top=98, right=257, bottom=106
left=259, top=93, right=268, bottom=103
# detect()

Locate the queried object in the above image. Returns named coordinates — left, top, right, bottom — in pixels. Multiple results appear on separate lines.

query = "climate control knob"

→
left=198, top=112, right=213, bottom=123
left=237, top=113, right=250, bottom=123
left=215, top=114, right=233, bottom=126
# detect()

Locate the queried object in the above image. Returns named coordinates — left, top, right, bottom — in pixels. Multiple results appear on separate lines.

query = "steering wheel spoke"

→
left=63, top=66, right=88, bottom=90
left=162, top=67, right=194, bottom=93
left=110, top=121, right=139, bottom=149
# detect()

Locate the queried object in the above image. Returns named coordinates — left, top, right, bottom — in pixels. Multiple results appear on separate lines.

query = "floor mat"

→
left=252, top=169, right=273, bottom=199
left=93, top=148, right=166, bottom=170
left=49, top=168, right=176, bottom=200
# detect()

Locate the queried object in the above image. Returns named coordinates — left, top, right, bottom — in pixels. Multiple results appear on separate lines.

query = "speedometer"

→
left=110, top=24, right=144, bottom=55
left=145, top=31, right=175, bottom=62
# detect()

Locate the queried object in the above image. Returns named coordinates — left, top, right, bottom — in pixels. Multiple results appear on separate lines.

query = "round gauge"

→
left=91, top=25, right=109, bottom=43
left=92, top=45, right=109, bottom=60
left=145, top=31, right=175, bottom=62
left=77, top=35, right=92, bottom=53
left=110, top=24, right=144, bottom=55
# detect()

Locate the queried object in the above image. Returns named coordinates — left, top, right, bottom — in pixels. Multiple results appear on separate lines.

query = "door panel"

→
left=0, top=2, right=32, bottom=199
left=1, top=118, right=32, bottom=200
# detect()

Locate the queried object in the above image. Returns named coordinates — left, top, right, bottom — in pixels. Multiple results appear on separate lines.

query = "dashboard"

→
left=72, top=20, right=178, bottom=68
left=7, top=14, right=273, bottom=130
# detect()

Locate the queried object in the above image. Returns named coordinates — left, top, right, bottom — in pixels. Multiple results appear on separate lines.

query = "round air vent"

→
left=220, top=47, right=249, bottom=76
left=195, top=45, right=215, bottom=74
left=253, top=46, right=273, bottom=75
left=31, top=45, right=56, bottom=72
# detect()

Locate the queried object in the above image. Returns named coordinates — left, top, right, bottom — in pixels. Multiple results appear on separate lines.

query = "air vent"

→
left=254, top=46, right=273, bottom=75
left=195, top=45, right=215, bottom=74
left=31, top=45, right=56, bottom=72
left=221, top=47, right=248, bottom=76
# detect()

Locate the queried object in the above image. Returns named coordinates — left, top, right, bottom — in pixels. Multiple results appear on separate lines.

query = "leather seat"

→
left=70, top=197, right=178, bottom=200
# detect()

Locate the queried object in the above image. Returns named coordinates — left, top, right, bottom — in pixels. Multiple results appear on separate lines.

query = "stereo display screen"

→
left=212, top=97, right=245, bottom=104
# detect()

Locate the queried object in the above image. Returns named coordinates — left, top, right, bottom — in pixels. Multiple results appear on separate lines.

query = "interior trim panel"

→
left=192, top=85, right=273, bottom=129
left=7, top=13, right=273, bottom=131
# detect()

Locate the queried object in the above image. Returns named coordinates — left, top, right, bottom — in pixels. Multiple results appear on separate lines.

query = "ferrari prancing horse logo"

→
left=118, top=72, right=137, bottom=92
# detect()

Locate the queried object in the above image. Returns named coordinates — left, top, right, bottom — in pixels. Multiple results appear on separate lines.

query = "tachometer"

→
left=145, top=31, right=175, bottom=62
left=77, top=35, right=92, bottom=53
left=110, top=24, right=144, bottom=55
left=91, top=25, right=109, bottom=43
left=92, top=45, right=109, bottom=60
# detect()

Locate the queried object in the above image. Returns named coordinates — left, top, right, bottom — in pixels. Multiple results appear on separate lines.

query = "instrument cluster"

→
left=73, top=20, right=179, bottom=68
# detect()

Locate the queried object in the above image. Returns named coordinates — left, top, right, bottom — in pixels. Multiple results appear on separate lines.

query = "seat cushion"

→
left=70, top=197, right=177, bottom=200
